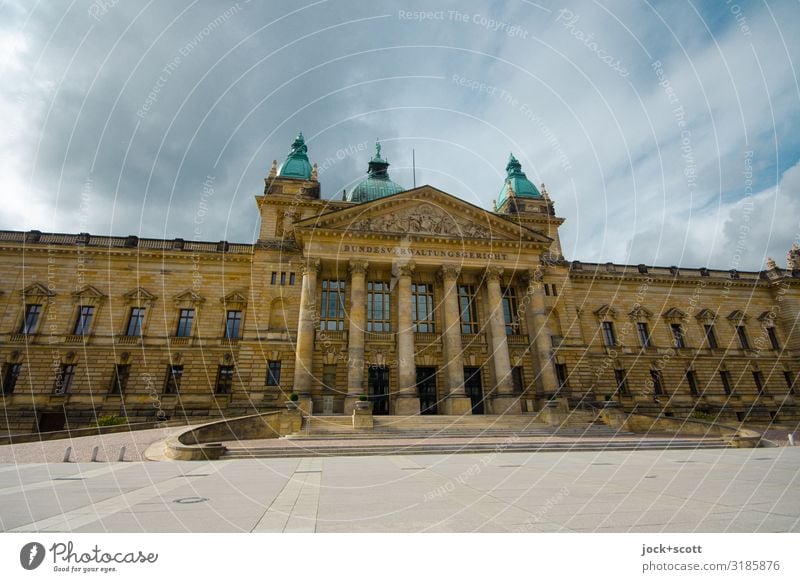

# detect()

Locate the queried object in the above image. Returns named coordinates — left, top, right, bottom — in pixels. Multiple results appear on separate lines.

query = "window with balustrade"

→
left=20, top=304, right=42, bottom=334
left=502, top=288, right=519, bottom=334
left=412, top=283, right=435, bottom=333
left=367, top=281, right=391, bottom=332
left=320, top=280, right=346, bottom=331
left=458, top=285, right=478, bottom=334
left=125, top=307, right=145, bottom=336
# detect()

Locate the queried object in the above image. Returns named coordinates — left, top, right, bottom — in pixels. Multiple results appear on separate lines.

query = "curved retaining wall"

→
left=600, top=408, right=766, bottom=447
left=164, top=410, right=303, bottom=460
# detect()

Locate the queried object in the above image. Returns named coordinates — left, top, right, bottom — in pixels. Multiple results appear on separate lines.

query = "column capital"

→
left=439, top=263, right=461, bottom=281
left=301, top=257, right=321, bottom=276
left=485, top=265, right=504, bottom=282
left=397, top=261, right=416, bottom=278
left=348, top=260, right=369, bottom=276
left=525, top=267, right=544, bottom=285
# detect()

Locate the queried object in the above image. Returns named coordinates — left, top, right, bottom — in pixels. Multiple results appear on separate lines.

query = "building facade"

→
left=1, top=134, right=799, bottom=433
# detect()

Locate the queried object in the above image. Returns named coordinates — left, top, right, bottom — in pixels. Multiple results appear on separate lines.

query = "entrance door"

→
left=416, top=367, right=438, bottom=415
left=463, top=367, right=484, bottom=415
left=37, top=411, right=66, bottom=433
left=368, top=366, right=390, bottom=415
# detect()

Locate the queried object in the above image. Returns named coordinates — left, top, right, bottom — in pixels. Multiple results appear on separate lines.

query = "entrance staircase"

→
left=221, top=414, right=732, bottom=459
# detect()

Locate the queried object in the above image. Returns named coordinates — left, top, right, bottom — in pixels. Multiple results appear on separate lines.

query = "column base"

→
left=352, top=407, right=374, bottom=430
left=343, top=395, right=366, bottom=415
left=393, top=396, right=421, bottom=416
left=443, top=395, right=473, bottom=416
left=491, top=394, right=522, bottom=416
left=297, top=397, right=314, bottom=417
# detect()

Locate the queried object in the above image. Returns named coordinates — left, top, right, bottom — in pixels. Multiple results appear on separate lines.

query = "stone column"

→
left=292, top=257, right=320, bottom=414
left=485, top=266, right=518, bottom=414
left=344, top=260, right=368, bottom=414
left=439, top=264, right=472, bottom=415
left=525, top=269, right=559, bottom=396
left=394, top=262, right=420, bottom=415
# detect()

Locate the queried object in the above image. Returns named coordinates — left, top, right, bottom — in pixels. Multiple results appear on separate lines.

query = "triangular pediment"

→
left=123, top=287, right=157, bottom=302
left=72, top=285, right=106, bottom=299
left=18, top=282, right=55, bottom=298
left=628, top=306, right=653, bottom=320
left=594, top=304, right=618, bottom=319
left=221, top=290, right=249, bottom=306
left=293, top=186, right=552, bottom=244
left=662, top=307, right=687, bottom=321
left=173, top=289, right=205, bottom=304
left=694, top=308, right=717, bottom=322
left=727, top=309, right=748, bottom=322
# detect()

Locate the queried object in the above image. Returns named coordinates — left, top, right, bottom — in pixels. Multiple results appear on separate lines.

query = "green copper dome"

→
left=496, top=153, right=541, bottom=208
left=277, top=133, right=313, bottom=179
left=347, top=142, right=406, bottom=203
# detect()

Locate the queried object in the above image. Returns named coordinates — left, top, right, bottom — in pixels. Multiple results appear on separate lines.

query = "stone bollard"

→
left=62, top=446, right=72, bottom=463
left=118, top=446, right=126, bottom=462
left=91, top=446, right=100, bottom=462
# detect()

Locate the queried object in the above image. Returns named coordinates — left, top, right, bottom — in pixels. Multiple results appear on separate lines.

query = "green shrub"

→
left=289, top=392, right=299, bottom=402
left=97, top=415, right=127, bottom=427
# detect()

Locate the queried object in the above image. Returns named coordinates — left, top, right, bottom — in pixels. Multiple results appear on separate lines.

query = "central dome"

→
left=347, top=142, right=406, bottom=203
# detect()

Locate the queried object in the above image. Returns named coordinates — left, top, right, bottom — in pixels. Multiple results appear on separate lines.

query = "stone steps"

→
left=223, top=438, right=730, bottom=459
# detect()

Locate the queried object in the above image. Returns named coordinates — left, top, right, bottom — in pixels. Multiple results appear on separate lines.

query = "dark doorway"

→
left=37, top=411, right=67, bottom=433
left=416, top=367, right=438, bottom=415
left=464, top=367, right=484, bottom=415
left=368, top=366, right=390, bottom=415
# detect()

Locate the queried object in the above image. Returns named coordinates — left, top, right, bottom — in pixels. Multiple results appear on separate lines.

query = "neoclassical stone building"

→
left=1, top=134, right=798, bottom=433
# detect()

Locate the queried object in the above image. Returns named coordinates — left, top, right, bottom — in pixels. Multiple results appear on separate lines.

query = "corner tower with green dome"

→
left=346, top=142, right=406, bottom=203
left=277, top=133, right=314, bottom=179
left=495, top=153, right=542, bottom=212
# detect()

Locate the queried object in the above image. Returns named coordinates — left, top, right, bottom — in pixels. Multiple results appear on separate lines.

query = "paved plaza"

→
left=0, top=443, right=798, bottom=533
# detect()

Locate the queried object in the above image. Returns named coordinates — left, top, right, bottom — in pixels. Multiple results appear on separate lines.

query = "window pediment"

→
left=662, top=307, right=687, bottom=322
left=726, top=309, right=748, bottom=323
left=173, top=289, right=205, bottom=307
left=72, top=285, right=106, bottom=305
left=627, top=306, right=652, bottom=321
left=694, top=308, right=717, bottom=323
left=18, top=282, right=55, bottom=299
left=123, top=287, right=157, bottom=305
left=594, top=305, right=617, bottom=320
left=222, top=290, right=249, bottom=310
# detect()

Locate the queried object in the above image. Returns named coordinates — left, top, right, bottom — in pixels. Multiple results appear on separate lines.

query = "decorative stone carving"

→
left=351, top=203, right=489, bottom=238
left=398, top=261, right=416, bottom=278
left=766, top=257, right=778, bottom=270
left=627, top=306, right=652, bottom=321
left=788, top=243, right=800, bottom=270
left=348, top=260, right=368, bottom=276
left=439, top=263, right=461, bottom=280
left=485, top=265, right=504, bottom=281
left=301, top=257, right=321, bottom=276
left=268, top=160, right=277, bottom=178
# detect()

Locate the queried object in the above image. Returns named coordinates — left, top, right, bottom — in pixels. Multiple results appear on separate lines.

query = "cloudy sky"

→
left=1, top=0, right=798, bottom=271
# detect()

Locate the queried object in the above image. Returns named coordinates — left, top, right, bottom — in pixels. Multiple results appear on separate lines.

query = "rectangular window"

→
left=544, top=285, right=550, bottom=297
left=784, top=371, right=796, bottom=395
left=266, top=361, right=281, bottom=386
left=320, top=280, right=346, bottom=331
left=551, top=284, right=558, bottom=296
left=323, top=364, right=337, bottom=391
left=289, top=272, right=296, bottom=285
left=176, top=309, right=194, bottom=337
left=271, top=272, right=277, bottom=285
left=753, top=371, right=765, bottom=395
left=215, top=365, right=234, bottom=394
left=704, top=324, right=719, bottom=349
left=458, top=285, right=478, bottom=334
left=686, top=370, right=700, bottom=396
left=412, top=283, right=435, bottom=333
left=511, top=366, right=524, bottom=393
left=367, top=281, right=391, bottom=332
left=21, top=304, right=42, bottom=334
left=502, top=288, right=519, bottom=334
left=637, top=322, right=651, bottom=348
left=54, top=364, right=76, bottom=394
left=1, top=363, right=22, bottom=395
left=73, top=305, right=94, bottom=335
left=602, top=321, right=616, bottom=347
left=280, top=272, right=286, bottom=286
left=650, top=370, right=665, bottom=395
left=614, top=369, right=628, bottom=395
left=109, top=364, right=131, bottom=395
left=670, top=323, right=686, bottom=348
left=736, top=325, right=751, bottom=350
left=555, top=363, right=568, bottom=390
left=767, top=327, right=780, bottom=351
left=126, top=307, right=145, bottom=336
left=164, top=365, right=183, bottom=394
left=720, top=371, right=733, bottom=395
left=225, top=310, right=243, bottom=339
